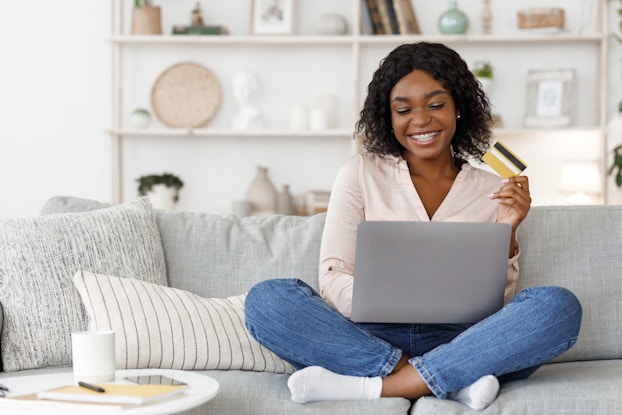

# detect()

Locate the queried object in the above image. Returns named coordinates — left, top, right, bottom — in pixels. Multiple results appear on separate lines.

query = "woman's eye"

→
left=429, top=102, right=445, bottom=109
left=395, top=108, right=410, bottom=114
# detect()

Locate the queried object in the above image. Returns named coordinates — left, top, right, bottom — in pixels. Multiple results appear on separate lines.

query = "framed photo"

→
left=251, top=0, right=294, bottom=35
left=524, top=68, right=576, bottom=128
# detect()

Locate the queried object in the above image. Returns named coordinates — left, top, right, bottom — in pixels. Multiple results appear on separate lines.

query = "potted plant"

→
left=132, top=0, right=161, bottom=35
left=472, top=59, right=494, bottom=79
left=472, top=59, right=494, bottom=97
left=137, top=173, right=184, bottom=211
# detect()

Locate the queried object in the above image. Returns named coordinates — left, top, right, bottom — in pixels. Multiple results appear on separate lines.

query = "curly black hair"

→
left=355, top=42, right=492, bottom=160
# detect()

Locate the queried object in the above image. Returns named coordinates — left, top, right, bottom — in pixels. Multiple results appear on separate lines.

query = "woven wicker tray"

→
left=151, top=62, right=221, bottom=128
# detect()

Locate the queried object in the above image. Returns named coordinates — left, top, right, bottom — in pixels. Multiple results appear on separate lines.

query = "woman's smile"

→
left=407, top=130, right=440, bottom=144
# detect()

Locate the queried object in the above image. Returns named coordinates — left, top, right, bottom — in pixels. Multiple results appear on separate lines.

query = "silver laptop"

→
left=350, top=221, right=511, bottom=324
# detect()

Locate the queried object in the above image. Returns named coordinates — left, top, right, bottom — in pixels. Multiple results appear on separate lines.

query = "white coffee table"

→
left=0, top=368, right=219, bottom=414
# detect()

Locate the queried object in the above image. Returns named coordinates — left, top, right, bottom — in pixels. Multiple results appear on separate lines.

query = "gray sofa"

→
left=1, top=195, right=622, bottom=414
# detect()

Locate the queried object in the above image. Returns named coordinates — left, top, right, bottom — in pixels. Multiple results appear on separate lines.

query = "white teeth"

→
left=409, top=132, right=436, bottom=142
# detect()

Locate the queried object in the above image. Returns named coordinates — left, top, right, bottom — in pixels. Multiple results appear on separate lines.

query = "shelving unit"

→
left=109, top=0, right=610, bottom=210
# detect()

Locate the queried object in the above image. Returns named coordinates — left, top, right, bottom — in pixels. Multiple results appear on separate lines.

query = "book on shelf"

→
left=172, top=25, right=229, bottom=35
left=392, top=0, right=421, bottom=34
left=364, top=0, right=387, bottom=34
left=376, top=0, right=399, bottom=34
left=360, top=0, right=375, bottom=35
left=384, top=0, right=401, bottom=34
left=36, top=383, right=187, bottom=405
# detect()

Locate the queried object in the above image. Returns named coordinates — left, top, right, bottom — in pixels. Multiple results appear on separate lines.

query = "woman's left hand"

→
left=490, top=176, right=532, bottom=232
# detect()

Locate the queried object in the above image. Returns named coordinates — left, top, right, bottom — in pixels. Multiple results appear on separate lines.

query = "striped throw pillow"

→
left=73, top=270, right=293, bottom=374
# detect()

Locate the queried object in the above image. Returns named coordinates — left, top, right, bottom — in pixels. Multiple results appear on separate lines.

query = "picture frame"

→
left=524, top=68, right=576, bottom=128
left=251, top=0, right=294, bottom=35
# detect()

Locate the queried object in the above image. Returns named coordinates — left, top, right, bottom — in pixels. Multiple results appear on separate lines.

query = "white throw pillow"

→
left=73, top=270, right=294, bottom=374
left=0, top=198, right=167, bottom=372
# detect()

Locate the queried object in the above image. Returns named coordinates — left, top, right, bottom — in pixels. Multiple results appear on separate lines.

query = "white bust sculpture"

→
left=232, top=70, right=264, bottom=130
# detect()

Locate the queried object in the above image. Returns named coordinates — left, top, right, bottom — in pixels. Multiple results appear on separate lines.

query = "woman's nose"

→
left=408, top=109, right=431, bottom=126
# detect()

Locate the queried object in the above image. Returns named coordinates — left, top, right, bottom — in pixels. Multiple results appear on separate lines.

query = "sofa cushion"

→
left=73, top=270, right=293, bottom=374
left=40, top=196, right=326, bottom=298
left=410, top=360, right=622, bottom=414
left=0, top=198, right=167, bottom=371
left=195, top=370, right=412, bottom=415
left=517, top=205, right=622, bottom=363
left=156, top=211, right=326, bottom=298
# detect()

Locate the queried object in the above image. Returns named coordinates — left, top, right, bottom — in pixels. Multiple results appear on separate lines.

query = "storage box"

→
left=517, top=8, right=565, bottom=30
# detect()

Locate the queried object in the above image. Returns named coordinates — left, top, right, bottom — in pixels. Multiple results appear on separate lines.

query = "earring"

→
left=456, top=114, right=461, bottom=119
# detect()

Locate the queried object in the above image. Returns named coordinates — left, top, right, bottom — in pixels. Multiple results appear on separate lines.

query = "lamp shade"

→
left=559, top=160, right=602, bottom=195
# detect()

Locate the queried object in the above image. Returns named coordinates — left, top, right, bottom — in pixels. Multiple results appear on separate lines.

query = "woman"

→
left=245, top=42, right=581, bottom=410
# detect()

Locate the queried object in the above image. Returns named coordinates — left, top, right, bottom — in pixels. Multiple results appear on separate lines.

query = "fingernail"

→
left=487, top=193, right=495, bottom=199
left=501, top=178, right=510, bottom=184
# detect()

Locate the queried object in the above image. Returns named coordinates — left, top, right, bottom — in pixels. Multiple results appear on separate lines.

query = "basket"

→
left=517, top=8, right=565, bottom=30
left=151, top=62, right=221, bottom=128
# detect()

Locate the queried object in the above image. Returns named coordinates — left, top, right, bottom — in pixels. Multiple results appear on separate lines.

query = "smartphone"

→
left=124, top=375, right=186, bottom=386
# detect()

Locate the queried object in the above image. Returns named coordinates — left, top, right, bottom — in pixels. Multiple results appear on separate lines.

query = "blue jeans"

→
left=245, top=278, right=582, bottom=399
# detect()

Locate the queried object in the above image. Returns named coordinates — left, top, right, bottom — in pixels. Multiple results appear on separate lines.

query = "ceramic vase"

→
left=277, top=185, right=295, bottom=215
left=246, top=166, right=277, bottom=215
left=129, top=108, right=151, bottom=129
left=438, top=1, right=469, bottom=34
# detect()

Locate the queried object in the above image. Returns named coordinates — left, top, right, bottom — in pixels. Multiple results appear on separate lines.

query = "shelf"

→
left=109, top=127, right=603, bottom=138
left=108, top=128, right=354, bottom=138
left=108, top=33, right=606, bottom=46
left=108, top=35, right=356, bottom=45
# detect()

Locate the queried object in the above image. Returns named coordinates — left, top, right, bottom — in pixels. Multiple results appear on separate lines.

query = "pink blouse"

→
left=318, top=153, right=520, bottom=317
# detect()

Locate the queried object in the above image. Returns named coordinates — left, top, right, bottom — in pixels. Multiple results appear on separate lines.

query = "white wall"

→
left=0, top=1, right=110, bottom=218
left=1, top=1, right=621, bottom=219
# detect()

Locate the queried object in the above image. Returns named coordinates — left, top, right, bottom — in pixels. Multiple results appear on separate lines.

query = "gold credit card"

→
left=482, top=141, right=528, bottom=178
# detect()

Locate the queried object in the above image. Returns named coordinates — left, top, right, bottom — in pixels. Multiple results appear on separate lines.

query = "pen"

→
left=78, top=381, right=106, bottom=393
left=0, top=382, right=9, bottom=397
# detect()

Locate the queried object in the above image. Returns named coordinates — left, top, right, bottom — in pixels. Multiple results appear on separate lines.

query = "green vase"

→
left=438, top=0, right=469, bottom=34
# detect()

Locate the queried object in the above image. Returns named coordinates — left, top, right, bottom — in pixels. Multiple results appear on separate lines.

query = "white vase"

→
left=277, top=184, right=295, bottom=215
left=314, top=14, right=348, bottom=35
left=147, top=184, right=177, bottom=211
left=246, top=166, right=277, bottom=215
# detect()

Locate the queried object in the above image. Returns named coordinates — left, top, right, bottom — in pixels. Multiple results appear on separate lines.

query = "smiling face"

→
left=390, top=69, right=459, bottom=167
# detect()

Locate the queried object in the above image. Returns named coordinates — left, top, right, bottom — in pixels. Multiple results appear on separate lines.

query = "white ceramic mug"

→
left=72, top=331, right=116, bottom=383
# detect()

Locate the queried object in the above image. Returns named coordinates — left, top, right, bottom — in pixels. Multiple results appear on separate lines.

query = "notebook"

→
left=350, top=221, right=511, bottom=324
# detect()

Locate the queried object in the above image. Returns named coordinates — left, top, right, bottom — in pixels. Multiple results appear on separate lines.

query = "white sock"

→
left=287, top=366, right=383, bottom=404
left=449, top=375, right=499, bottom=410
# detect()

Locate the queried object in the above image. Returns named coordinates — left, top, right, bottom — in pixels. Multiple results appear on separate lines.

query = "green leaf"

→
left=617, top=171, right=622, bottom=188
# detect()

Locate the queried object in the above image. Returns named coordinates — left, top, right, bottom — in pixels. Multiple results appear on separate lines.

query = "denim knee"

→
left=245, top=278, right=294, bottom=328
left=519, top=285, right=582, bottom=344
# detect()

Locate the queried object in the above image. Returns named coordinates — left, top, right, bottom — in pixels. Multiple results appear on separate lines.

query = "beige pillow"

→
left=73, top=270, right=293, bottom=374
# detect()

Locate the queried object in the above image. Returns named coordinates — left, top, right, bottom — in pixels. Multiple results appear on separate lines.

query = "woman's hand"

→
left=490, top=176, right=531, bottom=229
left=489, top=176, right=532, bottom=257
